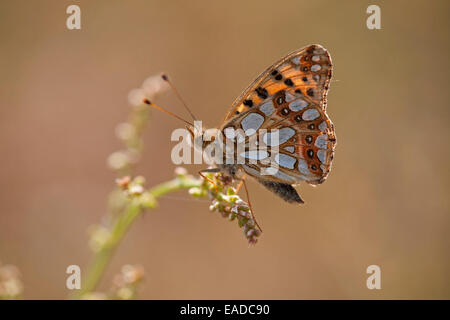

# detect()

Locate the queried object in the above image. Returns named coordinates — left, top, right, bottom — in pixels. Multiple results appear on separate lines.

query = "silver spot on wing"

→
left=241, top=113, right=264, bottom=132
left=318, top=121, right=327, bottom=132
left=315, top=134, right=329, bottom=149
left=302, top=109, right=320, bottom=121
left=289, top=99, right=308, bottom=112
left=259, top=100, right=275, bottom=116
left=298, top=159, right=312, bottom=176
left=240, top=150, right=270, bottom=160
left=274, top=153, right=297, bottom=169
left=262, top=127, right=296, bottom=147
left=317, top=149, right=327, bottom=164
left=283, top=146, right=295, bottom=153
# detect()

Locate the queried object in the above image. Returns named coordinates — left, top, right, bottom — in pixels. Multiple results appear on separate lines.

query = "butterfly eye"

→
left=281, top=108, right=290, bottom=116
left=308, top=123, right=315, bottom=130
left=307, top=149, right=314, bottom=158
left=294, top=115, right=302, bottom=122
left=305, top=135, right=313, bottom=144
left=311, top=164, right=317, bottom=171
left=302, top=66, right=308, bottom=72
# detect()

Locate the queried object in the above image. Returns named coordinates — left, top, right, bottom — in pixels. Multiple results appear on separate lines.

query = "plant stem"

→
left=72, top=176, right=202, bottom=299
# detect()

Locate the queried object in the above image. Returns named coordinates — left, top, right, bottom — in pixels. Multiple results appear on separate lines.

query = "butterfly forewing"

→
left=220, top=44, right=336, bottom=185
left=222, top=44, right=332, bottom=122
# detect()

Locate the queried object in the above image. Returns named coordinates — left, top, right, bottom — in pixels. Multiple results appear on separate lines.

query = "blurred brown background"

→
left=0, top=0, right=449, bottom=299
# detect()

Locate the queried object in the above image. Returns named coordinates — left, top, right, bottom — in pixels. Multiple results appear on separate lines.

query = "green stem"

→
left=72, top=176, right=202, bottom=299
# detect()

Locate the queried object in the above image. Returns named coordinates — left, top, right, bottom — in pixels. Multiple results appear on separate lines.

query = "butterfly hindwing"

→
left=261, top=90, right=336, bottom=185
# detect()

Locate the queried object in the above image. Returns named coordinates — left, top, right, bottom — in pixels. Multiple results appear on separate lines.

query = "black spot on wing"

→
left=255, top=87, right=268, bottom=99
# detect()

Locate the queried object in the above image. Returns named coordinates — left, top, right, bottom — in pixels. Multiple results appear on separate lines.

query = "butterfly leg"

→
left=242, top=179, right=262, bottom=232
left=235, top=179, right=245, bottom=193
left=235, top=178, right=261, bottom=230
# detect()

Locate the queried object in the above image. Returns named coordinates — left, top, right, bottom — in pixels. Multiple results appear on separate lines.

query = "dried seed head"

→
left=196, top=172, right=262, bottom=244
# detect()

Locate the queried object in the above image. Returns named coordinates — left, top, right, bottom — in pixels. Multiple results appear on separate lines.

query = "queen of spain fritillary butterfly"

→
left=192, top=44, right=336, bottom=204
left=145, top=44, right=336, bottom=226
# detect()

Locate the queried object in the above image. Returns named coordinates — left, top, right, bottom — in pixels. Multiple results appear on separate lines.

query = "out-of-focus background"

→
left=0, top=0, right=449, bottom=299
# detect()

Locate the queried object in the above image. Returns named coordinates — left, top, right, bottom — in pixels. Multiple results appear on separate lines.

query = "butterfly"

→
left=145, top=44, right=336, bottom=219
left=194, top=44, right=335, bottom=204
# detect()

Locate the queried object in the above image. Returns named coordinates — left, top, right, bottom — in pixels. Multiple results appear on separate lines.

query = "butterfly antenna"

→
left=161, top=74, right=198, bottom=121
left=142, top=99, right=194, bottom=127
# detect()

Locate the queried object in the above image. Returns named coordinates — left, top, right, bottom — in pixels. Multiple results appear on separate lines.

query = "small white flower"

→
left=174, top=167, right=187, bottom=176
left=115, top=122, right=136, bottom=141
left=129, top=185, right=144, bottom=195
left=107, top=151, right=129, bottom=170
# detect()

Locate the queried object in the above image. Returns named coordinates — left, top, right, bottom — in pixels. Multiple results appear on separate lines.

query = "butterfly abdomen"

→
left=257, top=180, right=304, bottom=204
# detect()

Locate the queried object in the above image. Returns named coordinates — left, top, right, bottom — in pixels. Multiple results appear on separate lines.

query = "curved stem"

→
left=72, top=176, right=202, bottom=299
